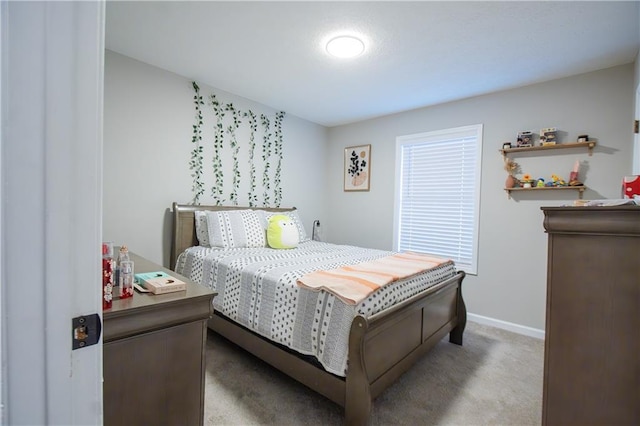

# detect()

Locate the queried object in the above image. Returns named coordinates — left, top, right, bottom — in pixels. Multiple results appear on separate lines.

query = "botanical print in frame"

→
left=344, top=144, right=371, bottom=191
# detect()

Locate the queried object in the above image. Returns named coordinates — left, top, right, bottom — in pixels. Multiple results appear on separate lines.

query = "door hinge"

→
left=72, top=314, right=101, bottom=350
left=634, top=119, right=639, bottom=134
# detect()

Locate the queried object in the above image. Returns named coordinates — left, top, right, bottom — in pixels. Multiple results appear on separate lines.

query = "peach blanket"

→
left=297, top=252, right=452, bottom=305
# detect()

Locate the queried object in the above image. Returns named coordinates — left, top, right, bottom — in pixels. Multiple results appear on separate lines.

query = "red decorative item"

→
left=102, top=243, right=114, bottom=310
left=622, top=175, right=640, bottom=199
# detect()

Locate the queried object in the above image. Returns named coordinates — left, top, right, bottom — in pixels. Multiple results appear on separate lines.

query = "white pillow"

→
left=194, top=211, right=210, bottom=247
left=260, top=210, right=309, bottom=242
left=206, top=210, right=266, bottom=248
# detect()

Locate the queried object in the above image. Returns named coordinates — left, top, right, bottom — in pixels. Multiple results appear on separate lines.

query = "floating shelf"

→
left=500, top=141, right=596, bottom=159
left=504, top=186, right=586, bottom=199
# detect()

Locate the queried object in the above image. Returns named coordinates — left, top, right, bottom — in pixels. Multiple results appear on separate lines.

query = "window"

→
left=393, top=124, right=483, bottom=275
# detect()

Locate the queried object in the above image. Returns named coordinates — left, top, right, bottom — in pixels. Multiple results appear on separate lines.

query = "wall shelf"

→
left=500, top=141, right=596, bottom=159
left=504, top=186, right=586, bottom=199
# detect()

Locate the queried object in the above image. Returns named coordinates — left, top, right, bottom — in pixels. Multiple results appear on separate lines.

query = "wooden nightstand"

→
left=103, top=251, right=215, bottom=426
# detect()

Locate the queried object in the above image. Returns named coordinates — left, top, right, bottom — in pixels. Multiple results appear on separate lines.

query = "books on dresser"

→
left=134, top=271, right=186, bottom=294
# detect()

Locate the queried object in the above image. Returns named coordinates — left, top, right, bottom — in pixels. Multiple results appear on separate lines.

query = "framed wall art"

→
left=344, top=144, right=371, bottom=191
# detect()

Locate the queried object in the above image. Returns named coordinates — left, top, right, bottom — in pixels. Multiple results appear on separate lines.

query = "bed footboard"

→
left=345, top=271, right=466, bottom=425
left=208, top=270, right=465, bottom=426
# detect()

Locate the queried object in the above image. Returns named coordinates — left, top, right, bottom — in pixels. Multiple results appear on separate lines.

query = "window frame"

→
left=393, top=124, right=483, bottom=275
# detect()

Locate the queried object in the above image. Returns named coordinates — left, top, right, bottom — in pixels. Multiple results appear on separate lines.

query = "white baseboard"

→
left=468, top=313, right=545, bottom=340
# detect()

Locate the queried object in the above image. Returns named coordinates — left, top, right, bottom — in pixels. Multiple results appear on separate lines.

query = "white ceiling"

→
left=105, top=1, right=640, bottom=127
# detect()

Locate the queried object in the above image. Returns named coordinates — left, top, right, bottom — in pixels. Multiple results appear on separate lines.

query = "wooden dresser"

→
left=541, top=206, right=640, bottom=425
left=103, top=252, right=215, bottom=426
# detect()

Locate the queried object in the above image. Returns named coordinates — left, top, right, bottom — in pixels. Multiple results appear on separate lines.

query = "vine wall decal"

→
left=189, top=82, right=285, bottom=207
left=261, top=114, right=272, bottom=207
left=244, top=110, right=258, bottom=207
left=210, top=93, right=225, bottom=205
left=273, top=111, right=285, bottom=207
left=225, top=103, right=242, bottom=205
left=189, top=82, right=205, bottom=204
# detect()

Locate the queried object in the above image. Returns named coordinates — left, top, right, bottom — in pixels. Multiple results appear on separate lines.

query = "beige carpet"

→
left=203, top=321, right=543, bottom=425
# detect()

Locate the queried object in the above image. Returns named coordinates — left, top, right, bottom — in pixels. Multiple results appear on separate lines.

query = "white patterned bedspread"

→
left=176, top=240, right=456, bottom=377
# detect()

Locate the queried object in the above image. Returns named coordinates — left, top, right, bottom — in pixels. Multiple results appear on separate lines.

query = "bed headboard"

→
left=170, top=202, right=294, bottom=270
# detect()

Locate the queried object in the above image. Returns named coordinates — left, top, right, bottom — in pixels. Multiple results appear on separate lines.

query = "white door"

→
left=1, top=1, right=104, bottom=424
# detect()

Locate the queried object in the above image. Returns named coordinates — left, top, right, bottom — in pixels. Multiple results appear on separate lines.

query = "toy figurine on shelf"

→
left=569, top=160, right=584, bottom=186
left=551, top=174, right=567, bottom=186
left=517, top=131, right=533, bottom=147
left=540, top=127, right=558, bottom=146
left=536, top=178, right=545, bottom=187
left=521, top=173, right=534, bottom=188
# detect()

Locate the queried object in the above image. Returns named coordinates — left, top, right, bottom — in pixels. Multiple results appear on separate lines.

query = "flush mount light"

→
left=326, top=35, right=365, bottom=58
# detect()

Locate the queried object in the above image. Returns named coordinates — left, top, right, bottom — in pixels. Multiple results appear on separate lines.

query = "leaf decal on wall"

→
left=189, top=82, right=205, bottom=205
left=210, top=93, right=225, bottom=206
left=273, top=111, right=285, bottom=207
left=188, top=84, right=286, bottom=207
left=225, top=102, right=242, bottom=205
left=261, top=114, right=272, bottom=207
left=244, top=110, right=258, bottom=207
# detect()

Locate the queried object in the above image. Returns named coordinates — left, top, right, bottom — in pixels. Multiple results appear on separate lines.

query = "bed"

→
left=170, top=202, right=466, bottom=425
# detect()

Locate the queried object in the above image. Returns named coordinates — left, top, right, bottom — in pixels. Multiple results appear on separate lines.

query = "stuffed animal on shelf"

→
left=536, top=178, right=545, bottom=187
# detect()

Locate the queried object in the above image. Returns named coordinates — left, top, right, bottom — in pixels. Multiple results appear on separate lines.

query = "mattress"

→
left=176, top=240, right=456, bottom=376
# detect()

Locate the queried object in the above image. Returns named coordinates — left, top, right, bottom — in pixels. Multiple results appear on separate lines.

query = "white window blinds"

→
left=394, top=124, right=482, bottom=274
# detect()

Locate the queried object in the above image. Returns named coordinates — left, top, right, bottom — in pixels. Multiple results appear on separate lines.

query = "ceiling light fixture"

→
left=326, top=35, right=365, bottom=58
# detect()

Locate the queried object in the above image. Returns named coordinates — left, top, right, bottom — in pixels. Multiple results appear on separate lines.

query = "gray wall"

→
left=325, top=64, right=635, bottom=332
left=104, top=51, right=328, bottom=266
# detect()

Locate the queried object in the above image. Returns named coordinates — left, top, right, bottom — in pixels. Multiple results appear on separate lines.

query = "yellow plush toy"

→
left=267, top=214, right=299, bottom=249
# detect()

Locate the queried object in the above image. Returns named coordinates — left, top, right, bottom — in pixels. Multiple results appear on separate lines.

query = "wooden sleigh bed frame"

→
left=170, top=202, right=467, bottom=425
